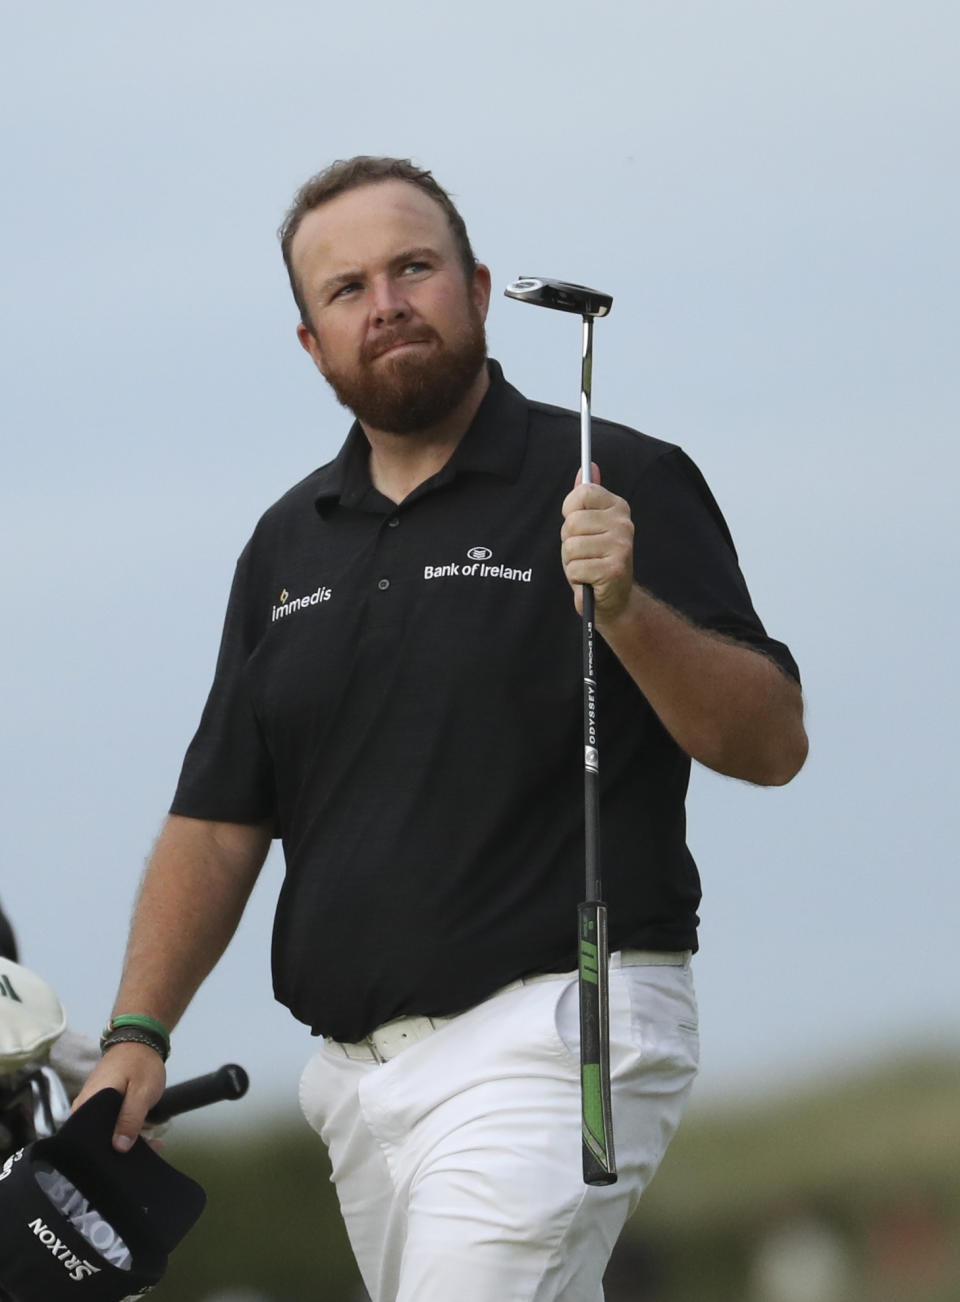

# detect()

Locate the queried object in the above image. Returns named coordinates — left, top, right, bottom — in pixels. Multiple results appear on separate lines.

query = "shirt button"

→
left=387, top=516, right=400, bottom=528
left=378, top=578, right=390, bottom=591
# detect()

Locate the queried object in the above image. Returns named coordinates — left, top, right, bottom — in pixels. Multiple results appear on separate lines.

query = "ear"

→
left=472, top=262, right=492, bottom=322
left=297, top=321, right=327, bottom=376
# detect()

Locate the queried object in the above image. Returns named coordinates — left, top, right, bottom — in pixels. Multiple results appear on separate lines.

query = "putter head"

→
left=504, top=278, right=613, bottom=318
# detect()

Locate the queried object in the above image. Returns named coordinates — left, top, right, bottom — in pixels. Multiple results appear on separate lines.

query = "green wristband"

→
left=109, top=1014, right=171, bottom=1053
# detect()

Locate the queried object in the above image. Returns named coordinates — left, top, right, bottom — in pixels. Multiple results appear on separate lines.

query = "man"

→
left=77, top=156, right=807, bottom=1301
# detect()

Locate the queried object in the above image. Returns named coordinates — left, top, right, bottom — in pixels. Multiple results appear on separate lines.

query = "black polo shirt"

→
left=172, top=360, right=799, bottom=1042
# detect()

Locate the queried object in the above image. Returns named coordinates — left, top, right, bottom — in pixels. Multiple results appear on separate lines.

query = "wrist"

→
left=595, top=581, right=645, bottom=638
left=100, top=1013, right=171, bottom=1062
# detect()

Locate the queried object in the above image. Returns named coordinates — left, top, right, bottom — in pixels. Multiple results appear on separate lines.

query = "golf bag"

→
left=0, top=956, right=246, bottom=1301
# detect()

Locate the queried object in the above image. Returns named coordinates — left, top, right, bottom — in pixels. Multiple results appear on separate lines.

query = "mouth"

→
left=371, top=336, right=433, bottom=361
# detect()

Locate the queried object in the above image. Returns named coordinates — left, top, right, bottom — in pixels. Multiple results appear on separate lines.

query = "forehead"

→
left=290, top=180, right=456, bottom=283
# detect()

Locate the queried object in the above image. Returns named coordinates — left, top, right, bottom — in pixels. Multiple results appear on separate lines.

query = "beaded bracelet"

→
left=100, top=1026, right=170, bottom=1061
left=108, top=1013, right=170, bottom=1047
left=100, top=1013, right=171, bottom=1062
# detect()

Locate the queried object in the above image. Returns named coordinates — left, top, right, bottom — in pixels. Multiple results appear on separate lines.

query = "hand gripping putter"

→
left=504, top=277, right=617, bottom=1186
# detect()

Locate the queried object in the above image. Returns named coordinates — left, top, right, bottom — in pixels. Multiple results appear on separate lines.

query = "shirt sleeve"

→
left=630, top=447, right=800, bottom=683
left=169, top=544, right=277, bottom=824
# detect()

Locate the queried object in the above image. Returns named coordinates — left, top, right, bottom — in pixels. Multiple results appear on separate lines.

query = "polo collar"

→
left=313, top=359, right=529, bottom=513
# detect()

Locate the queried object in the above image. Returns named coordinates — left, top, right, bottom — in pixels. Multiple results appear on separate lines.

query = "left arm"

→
left=561, top=473, right=808, bottom=787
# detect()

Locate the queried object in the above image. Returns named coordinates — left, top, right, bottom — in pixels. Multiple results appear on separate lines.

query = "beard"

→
left=320, top=305, right=487, bottom=435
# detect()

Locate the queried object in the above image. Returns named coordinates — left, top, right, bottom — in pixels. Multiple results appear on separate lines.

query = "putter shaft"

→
left=504, top=275, right=617, bottom=1184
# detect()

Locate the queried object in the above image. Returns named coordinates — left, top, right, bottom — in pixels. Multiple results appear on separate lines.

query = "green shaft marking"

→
left=581, top=1064, right=608, bottom=1162
left=579, top=937, right=599, bottom=983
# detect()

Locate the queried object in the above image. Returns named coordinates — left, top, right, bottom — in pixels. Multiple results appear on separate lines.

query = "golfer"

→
left=77, top=156, right=807, bottom=1301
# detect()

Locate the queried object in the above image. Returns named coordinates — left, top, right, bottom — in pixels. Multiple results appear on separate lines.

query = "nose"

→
left=370, top=276, right=409, bottom=326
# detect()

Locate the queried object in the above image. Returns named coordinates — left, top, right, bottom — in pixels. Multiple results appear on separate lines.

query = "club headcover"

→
left=0, top=1087, right=205, bottom=1300
left=0, top=958, right=67, bottom=1072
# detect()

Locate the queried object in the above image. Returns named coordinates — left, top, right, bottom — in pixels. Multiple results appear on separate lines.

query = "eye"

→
left=332, top=281, right=362, bottom=301
left=403, top=260, right=430, bottom=275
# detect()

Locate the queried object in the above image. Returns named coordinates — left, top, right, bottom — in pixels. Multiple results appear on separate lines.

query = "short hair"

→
left=278, top=156, right=478, bottom=330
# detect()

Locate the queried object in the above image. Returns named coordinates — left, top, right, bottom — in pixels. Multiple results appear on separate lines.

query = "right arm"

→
left=73, top=812, right=272, bottom=1149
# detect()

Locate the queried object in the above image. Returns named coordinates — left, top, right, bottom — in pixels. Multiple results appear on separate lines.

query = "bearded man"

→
left=77, top=156, right=807, bottom=1302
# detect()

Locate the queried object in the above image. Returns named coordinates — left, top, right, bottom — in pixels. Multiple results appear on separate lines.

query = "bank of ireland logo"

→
left=423, top=546, right=533, bottom=583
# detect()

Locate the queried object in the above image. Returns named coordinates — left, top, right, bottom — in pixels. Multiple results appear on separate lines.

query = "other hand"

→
left=71, top=1041, right=167, bottom=1153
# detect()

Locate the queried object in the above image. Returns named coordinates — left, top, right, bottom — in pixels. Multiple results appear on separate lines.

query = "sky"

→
left=2, top=1, right=957, bottom=1126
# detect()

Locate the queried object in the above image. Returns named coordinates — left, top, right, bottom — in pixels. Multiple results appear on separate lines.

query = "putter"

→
left=504, top=277, right=617, bottom=1186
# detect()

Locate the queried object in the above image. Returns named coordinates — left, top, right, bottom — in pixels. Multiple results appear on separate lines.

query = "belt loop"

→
left=363, top=1035, right=385, bottom=1065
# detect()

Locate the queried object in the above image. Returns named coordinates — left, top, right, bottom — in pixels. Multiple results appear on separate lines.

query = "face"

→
left=291, top=180, right=491, bottom=434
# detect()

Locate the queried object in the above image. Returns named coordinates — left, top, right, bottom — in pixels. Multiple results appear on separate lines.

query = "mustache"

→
left=364, top=327, right=438, bottom=364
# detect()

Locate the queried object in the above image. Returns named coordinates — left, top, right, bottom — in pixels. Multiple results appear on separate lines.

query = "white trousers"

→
left=299, top=956, right=699, bottom=1302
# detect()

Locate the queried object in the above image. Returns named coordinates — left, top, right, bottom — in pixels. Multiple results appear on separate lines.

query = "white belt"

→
left=333, top=949, right=691, bottom=1064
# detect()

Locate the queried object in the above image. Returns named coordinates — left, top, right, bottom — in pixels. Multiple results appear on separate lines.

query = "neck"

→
left=363, top=365, right=490, bottom=504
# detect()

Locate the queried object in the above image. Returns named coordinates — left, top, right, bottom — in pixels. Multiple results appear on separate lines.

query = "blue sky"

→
left=2, top=1, right=957, bottom=1120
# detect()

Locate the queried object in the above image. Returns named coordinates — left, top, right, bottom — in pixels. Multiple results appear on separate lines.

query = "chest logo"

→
left=423, top=546, right=533, bottom=584
left=272, top=585, right=333, bottom=622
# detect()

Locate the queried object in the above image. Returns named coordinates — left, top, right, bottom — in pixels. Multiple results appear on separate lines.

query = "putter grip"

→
left=146, top=1063, right=249, bottom=1124
left=579, top=903, right=617, bottom=1185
